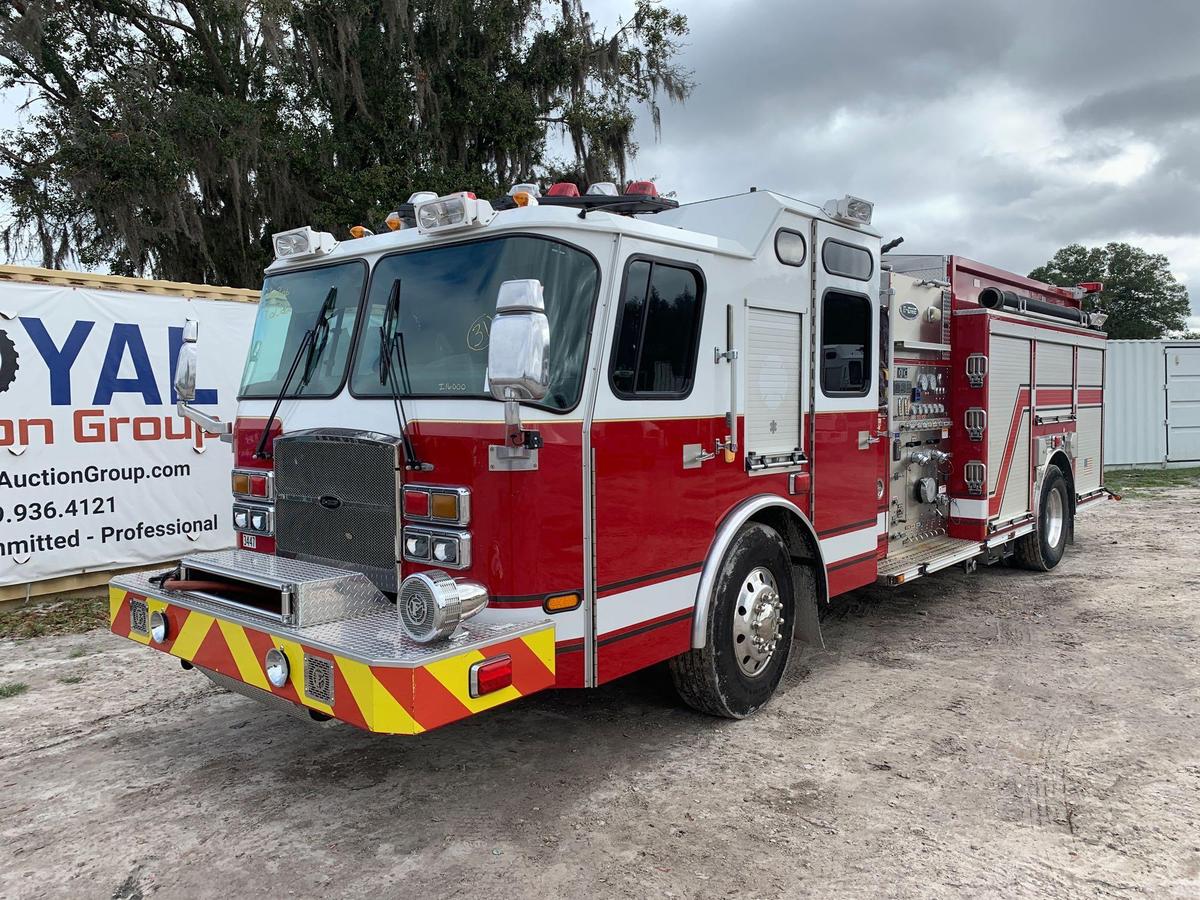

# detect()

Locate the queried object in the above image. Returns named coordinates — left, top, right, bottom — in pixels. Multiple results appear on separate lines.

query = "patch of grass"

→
left=58, top=675, right=84, bottom=685
left=0, top=682, right=29, bottom=699
left=0, top=594, right=109, bottom=640
left=68, top=646, right=90, bottom=659
left=1105, top=467, right=1200, bottom=497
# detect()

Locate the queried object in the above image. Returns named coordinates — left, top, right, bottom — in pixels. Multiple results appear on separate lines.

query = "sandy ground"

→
left=1, top=490, right=1198, bottom=900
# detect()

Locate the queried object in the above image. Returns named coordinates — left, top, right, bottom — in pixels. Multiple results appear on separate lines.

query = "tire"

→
left=669, top=522, right=798, bottom=719
left=1013, top=465, right=1072, bottom=571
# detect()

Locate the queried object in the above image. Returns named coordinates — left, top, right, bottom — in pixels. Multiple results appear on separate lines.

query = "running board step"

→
left=876, top=537, right=983, bottom=586
left=176, top=549, right=388, bottom=627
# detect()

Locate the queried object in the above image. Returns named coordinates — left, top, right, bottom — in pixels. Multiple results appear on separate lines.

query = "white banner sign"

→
left=0, top=282, right=256, bottom=586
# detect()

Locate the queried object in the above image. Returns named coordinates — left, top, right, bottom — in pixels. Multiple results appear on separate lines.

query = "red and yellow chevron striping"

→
left=109, top=586, right=555, bottom=734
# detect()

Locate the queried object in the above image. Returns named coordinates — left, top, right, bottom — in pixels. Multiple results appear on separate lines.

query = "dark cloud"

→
left=595, top=0, right=1200, bottom=318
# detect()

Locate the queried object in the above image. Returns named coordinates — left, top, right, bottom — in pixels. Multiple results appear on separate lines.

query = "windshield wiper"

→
left=378, top=279, right=426, bottom=470
left=254, top=285, right=337, bottom=459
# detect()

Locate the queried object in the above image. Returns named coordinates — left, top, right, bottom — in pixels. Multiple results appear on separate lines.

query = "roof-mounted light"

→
left=349, top=225, right=374, bottom=239
left=625, top=180, right=658, bottom=197
left=547, top=182, right=580, bottom=197
left=508, top=182, right=541, bottom=197
left=586, top=182, right=619, bottom=196
left=512, top=191, right=539, bottom=208
left=272, top=226, right=336, bottom=261
left=384, top=211, right=403, bottom=231
left=822, top=194, right=874, bottom=226
left=414, top=192, right=496, bottom=234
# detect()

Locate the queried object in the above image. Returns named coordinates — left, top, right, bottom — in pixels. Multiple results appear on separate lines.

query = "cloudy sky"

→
left=586, top=0, right=1200, bottom=328
left=2, top=1, right=1197, bottom=326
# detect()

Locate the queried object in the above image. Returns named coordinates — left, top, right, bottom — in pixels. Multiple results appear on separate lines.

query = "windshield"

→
left=349, top=236, right=600, bottom=410
left=239, top=261, right=365, bottom=398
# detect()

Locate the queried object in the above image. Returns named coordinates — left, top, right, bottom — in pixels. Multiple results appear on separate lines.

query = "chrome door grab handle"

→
left=683, top=443, right=716, bottom=469
left=858, top=430, right=882, bottom=449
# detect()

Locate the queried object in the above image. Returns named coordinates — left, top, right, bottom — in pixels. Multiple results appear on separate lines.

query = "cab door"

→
left=589, top=244, right=719, bottom=684
left=811, top=221, right=883, bottom=595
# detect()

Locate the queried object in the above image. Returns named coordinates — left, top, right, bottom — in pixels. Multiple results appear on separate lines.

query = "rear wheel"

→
left=670, top=522, right=798, bottom=719
left=1014, top=465, right=1072, bottom=571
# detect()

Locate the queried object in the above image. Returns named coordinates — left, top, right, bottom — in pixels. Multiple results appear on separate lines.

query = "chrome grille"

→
left=304, top=655, right=335, bottom=705
left=273, top=430, right=402, bottom=592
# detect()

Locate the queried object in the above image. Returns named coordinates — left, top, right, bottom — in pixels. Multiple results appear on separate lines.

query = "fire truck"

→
left=108, top=183, right=1109, bottom=732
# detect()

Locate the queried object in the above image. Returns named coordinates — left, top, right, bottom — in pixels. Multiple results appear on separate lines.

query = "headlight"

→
left=233, top=503, right=273, bottom=536
left=397, top=571, right=488, bottom=643
left=402, top=527, right=469, bottom=569
left=149, top=610, right=169, bottom=644
left=264, top=647, right=289, bottom=688
left=234, top=509, right=248, bottom=529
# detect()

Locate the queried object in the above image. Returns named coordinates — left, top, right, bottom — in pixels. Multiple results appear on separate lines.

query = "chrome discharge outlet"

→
left=397, top=570, right=489, bottom=643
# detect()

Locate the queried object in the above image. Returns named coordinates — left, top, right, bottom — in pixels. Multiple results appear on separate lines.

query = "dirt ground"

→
left=1, top=489, right=1198, bottom=900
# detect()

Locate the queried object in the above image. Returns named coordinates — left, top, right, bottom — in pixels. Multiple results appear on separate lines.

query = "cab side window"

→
left=821, top=290, right=872, bottom=395
left=610, top=258, right=705, bottom=398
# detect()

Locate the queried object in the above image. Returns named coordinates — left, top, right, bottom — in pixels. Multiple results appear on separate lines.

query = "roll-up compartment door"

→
left=745, top=306, right=803, bottom=460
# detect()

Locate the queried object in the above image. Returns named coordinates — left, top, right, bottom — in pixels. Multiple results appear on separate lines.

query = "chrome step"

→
left=877, top=536, right=983, bottom=585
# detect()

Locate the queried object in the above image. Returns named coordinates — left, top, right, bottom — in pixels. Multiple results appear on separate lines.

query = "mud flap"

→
left=790, top=560, right=824, bottom=650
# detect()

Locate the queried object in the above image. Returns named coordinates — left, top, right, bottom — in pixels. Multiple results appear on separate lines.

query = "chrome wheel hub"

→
left=733, top=567, right=785, bottom=678
left=1045, top=488, right=1065, bottom=548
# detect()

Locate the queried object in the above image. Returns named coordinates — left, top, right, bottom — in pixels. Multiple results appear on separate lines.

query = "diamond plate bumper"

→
left=109, top=569, right=555, bottom=735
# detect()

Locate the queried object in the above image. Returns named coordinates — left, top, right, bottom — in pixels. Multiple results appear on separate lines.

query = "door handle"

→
left=683, top=443, right=717, bottom=469
left=858, top=430, right=882, bottom=450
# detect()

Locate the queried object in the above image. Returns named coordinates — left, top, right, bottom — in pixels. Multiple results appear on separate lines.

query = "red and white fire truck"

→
left=109, top=183, right=1109, bottom=732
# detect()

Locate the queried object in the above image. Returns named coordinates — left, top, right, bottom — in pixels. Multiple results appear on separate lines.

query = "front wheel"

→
left=670, top=522, right=798, bottom=719
left=1014, top=465, right=1072, bottom=571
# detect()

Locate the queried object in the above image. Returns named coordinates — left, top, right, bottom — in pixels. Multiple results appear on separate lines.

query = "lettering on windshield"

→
left=466, top=315, right=492, bottom=351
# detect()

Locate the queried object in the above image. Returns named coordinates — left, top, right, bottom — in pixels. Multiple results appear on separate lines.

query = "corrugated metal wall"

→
left=1104, top=341, right=1167, bottom=467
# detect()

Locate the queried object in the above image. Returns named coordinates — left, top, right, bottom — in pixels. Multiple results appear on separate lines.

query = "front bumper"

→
left=109, top=569, right=555, bottom=734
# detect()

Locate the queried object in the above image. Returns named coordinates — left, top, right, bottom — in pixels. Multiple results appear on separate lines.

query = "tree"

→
left=1029, top=242, right=1192, bottom=340
left=0, top=1, right=690, bottom=288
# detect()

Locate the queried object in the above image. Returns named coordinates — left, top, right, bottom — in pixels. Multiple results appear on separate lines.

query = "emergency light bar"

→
left=272, top=226, right=337, bottom=260
left=414, top=191, right=496, bottom=233
left=822, top=194, right=874, bottom=226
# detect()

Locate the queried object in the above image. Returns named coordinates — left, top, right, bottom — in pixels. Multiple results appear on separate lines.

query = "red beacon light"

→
left=625, top=180, right=659, bottom=197
left=547, top=182, right=580, bottom=197
left=1077, top=281, right=1104, bottom=294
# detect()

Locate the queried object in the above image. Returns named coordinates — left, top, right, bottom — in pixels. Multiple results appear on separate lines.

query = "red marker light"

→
left=403, top=489, right=430, bottom=518
left=249, top=474, right=268, bottom=497
left=625, top=180, right=658, bottom=196
left=1077, top=281, right=1104, bottom=293
left=547, top=182, right=580, bottom=197
left=469, top=655, right=513, bottom=698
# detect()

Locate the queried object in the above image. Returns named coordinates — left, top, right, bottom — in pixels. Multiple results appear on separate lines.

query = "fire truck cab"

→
left=109, top=185, right=1108, bottom=732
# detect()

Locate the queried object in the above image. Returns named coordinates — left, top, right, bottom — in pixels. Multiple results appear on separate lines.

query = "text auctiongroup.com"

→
left=0, top=462, right=191, bottom=490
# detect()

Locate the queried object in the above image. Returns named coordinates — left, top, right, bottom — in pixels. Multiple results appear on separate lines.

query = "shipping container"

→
left=1104, top=340, right=1200, bottom=467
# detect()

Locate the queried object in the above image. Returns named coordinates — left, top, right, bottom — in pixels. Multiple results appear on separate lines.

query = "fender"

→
left=691, top=494, right=828, bottom=649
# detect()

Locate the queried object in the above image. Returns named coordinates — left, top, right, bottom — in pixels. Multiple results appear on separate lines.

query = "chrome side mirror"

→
left=487, top=280, right=550, bottom=402
left=174, top=319, right=199, bottom=403
left=173, top=318, right=232, bottom=442
left=487, top=280, right=549, bottom=469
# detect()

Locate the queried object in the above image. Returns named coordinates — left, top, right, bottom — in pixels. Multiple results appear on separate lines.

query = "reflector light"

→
left=544, top=592, right=581, bottom=613
left=508, top=182, right=541, bottom=197
left=587, top=182, right=619, bottom=196
left=547, top=182, right=580, bottom=197
left=469, top=654, right=513, bottom=698
left=625, top=180, right=658, bottom=196
left=822, top=194, right=874, bottom=225
left=385, top=211, right=403, bottom=231
left=403, top=489, right=430, bottom=518
left=272, top=225, right=336, bottom=260
left=430, top=492, right=460, bottom=521
left=511, top=191, right=539, bottom=208
left=414, top=192, right=495, bottom=233
left=349, top=225, right=374, bottom=238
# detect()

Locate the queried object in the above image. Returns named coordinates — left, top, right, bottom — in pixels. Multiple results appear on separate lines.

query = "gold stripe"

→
left=171, top=610, right=216, bottom=661
left=218, top=620, right=270, bottom=691
left=336, top=657, right=423, bottom=735
left=107, top=587, right=126, bottom=626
